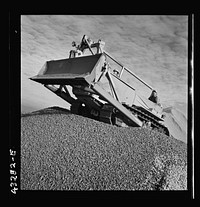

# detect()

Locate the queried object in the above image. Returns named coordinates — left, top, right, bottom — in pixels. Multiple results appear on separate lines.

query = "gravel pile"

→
left=21, top=106, right=187, bottom=190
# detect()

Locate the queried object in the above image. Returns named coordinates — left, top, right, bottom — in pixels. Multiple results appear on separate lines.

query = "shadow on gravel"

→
left=21, top=106, right=71, bottom=117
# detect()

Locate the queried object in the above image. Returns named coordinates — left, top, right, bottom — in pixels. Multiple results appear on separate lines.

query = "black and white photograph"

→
left=10, top=15, right=193, bottom=195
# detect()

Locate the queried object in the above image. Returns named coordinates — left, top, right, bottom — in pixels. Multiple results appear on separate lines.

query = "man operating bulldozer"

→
left=148, top=90, right=166, bottom=119
left=148, top=90, right=159, bottom=104
left=148, top=90, right=163, bottom=109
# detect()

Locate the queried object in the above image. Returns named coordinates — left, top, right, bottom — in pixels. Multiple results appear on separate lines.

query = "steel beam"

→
left=92, top=83, right=143, bottom=127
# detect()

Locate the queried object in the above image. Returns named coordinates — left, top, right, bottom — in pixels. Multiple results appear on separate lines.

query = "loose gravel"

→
left=21, top=106, right=187, bottom=190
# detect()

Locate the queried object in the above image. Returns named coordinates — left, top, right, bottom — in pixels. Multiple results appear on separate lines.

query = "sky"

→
left=21, top=15, right=188, bottom=114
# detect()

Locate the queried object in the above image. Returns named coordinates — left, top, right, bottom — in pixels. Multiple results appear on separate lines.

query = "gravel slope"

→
left=21, top=107, right=187, bottom=190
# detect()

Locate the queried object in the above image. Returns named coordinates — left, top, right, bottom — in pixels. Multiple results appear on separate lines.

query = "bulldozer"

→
left=30, top=35, right=170, bottom=136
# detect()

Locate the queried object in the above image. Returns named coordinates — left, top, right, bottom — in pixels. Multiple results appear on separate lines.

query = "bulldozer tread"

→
left=123, top=104, right=169, bottom=136
left=99, top=104, right=114, bottom=125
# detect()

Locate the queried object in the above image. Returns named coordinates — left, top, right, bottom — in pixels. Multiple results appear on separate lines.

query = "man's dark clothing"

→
left=148, top=96, right=158, bottom=104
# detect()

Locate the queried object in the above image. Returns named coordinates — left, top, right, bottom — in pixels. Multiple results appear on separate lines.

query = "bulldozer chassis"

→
left=30, top=35, right=170, bottom=137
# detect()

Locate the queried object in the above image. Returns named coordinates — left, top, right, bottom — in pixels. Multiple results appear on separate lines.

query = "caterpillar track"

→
left=96, top=103, right=169, bottom=136
left=123, top=104, right=169, bottom=136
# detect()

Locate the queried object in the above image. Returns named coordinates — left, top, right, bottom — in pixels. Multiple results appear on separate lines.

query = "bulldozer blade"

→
left=30, top=54, right=105, bottom=86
